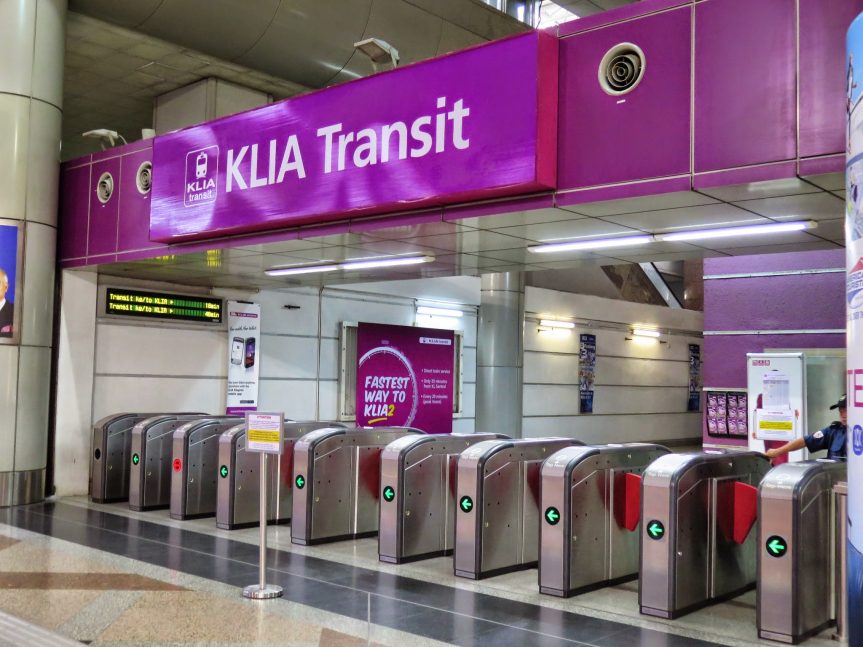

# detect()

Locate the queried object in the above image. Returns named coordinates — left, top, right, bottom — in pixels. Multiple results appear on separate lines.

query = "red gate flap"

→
left=733, top=481, right=758, bottom=545
left=614, top=472, right=642, bottom=532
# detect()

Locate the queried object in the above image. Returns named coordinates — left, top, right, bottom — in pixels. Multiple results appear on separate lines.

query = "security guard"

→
left=766, top=395, right=848, bottom=460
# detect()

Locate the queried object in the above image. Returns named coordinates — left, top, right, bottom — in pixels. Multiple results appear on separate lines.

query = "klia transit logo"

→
left=847, top=258, right=863, bottom=311
left=184, top=145, right=219, bottom=207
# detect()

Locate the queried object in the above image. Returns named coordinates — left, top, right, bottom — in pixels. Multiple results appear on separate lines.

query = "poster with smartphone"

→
left=226, top=301, right=260, bottom=414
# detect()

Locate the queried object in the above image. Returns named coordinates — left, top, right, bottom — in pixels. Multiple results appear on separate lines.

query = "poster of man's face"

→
left=0, top=223, right=20, bottom=341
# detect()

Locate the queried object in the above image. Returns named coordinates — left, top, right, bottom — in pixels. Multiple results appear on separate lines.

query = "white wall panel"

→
left=460, top=382, right=476, bottom=419
left=523, top=384, right=580, bottom=417
left=95, top=323, right=226, bottom=377
left=0, top=0, right=36, bottom=97
left=317, top=380, right=340, bottom=422
left=14, top=346, right=51, bottom=471
left=318, top=338, right=341, bottom=381
left=92, top=376, right=224, bottom=422
left=595, top=333, right=698, bottom=362
left=25, top=101, right=62, bottom=226
left=257, top=288, right=319, bottom=336
left=259, top=378, right=316, bottom=420
left=0, top=347, right=19, bottom=472
left=320, top=293, right=413, bottom=338
left=452, top=417, right=476, bottom=434
left=591, top=386, right=690, bottom=415
left=523, top=326, right=580, bottom=354
left=524, top=351, right=579, bottom=385
left=522, top=413, right=701, bottom=444
left=32, top=0, right=66, bottom=107
left=462, top=346, right=477, bottom=383
left=259, top=335, right=318, bottom=379
left=20, top=222, right=56, bottom=347
left=595, top=356, right=689, bottom=387
left=0, top=95, right=29, bottom=218
left=460, top=314, right=478, bottom=348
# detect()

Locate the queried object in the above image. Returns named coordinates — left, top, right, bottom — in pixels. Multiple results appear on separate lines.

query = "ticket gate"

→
left=639, top=450, right=771, bottom=619
left=757, top=459, right=847, bottom=644
left=378, top=433, right=508, bottom=564
left=453, top=437, right=583, bottom=580
left=90, top=413, right=152, bottom=503
left=129, top=414, right=227, bottom=511
left=215, top=421, right=344, bottom=530
left=539, top=443, right=670, bottom=597
left=169, top=417, right=243, bottom=520
left=291, top=427, right=423, bottom=545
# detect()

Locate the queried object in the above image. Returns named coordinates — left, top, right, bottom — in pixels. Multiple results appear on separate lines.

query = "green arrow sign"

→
left=545, top=506, right=561, bottom=525
left=766, top=535, right=788, bottom=558
left=132, top=453, right=140, bottom=466
left=647, top=520, right=665, bottom=540
left=459, top=496, right=474, bottom=512
left=295, top=475, right=305, bottom=489
left=219, top=465, right=229, bottom=478
left=382, top=486, right=395, bottom=502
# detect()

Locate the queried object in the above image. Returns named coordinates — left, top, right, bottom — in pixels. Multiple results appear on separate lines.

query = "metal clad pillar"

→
left=0, top=0, right=66, bottom=507
left=476, top=272, right=524, bottom=438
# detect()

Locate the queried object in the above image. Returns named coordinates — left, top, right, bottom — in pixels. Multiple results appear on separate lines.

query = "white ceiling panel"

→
left=560, top=190, right=720, bottom=218
left=697, top=231, right=835, bottom=253
left=696, top=177, right=822, bottom=202
left=492, top=218, right=642, bottom=243
left=454, top=207, right=585, bottom=229
left=732, top=192, right=844, bottom=222
left=602, top=203, right=768, bottom=232
left=406, top=229, right=532, bottom=253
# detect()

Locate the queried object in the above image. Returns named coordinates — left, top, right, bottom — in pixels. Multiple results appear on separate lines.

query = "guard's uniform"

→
left=803, top=421, right=847, bottom=459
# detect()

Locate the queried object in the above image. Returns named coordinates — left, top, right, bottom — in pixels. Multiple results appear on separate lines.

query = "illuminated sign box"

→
left=106, top=288, right=222, bottom=324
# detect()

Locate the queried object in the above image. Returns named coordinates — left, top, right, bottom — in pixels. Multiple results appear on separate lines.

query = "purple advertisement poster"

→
left=150, top=31, right=557, bottom=242
left=356, top=323, right=455, bottom=434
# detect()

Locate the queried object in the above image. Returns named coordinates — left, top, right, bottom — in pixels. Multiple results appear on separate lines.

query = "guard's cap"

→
left=830, top=395, right=847, bottom=410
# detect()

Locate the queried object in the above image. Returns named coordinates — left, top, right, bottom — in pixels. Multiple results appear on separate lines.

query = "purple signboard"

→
left=150, top=31, right=558, bottom=243
left=356, top=323, right=455, bottom=434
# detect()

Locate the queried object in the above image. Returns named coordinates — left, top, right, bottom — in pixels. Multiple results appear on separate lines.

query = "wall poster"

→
left=0, top=221, right=22, bottom=344
left=705, top=389, right=748, bottom=438
left=579, top=333, right=596, bottom=414
left=687, top=344, right=701, bottom=412
left=746, top=353, right=806, bottom=460
left=226, top=301, right=261, bottom=414
left=356, top=322, right=454, bottom=433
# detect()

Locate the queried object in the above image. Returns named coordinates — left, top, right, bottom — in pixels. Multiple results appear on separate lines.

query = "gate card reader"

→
left=291, top=427, right=423, bottom=545
left=216, top=421, right=344, bottom=530
left=129, top=415, right=234, bottom=511
left=539, top=443, right=670, bottom=597
left=90, top=412, right=204, bottom=503
left=453, top=438, right=584, bottom=580
left=757, top=459, right=847, bottom=644
left=639, top=450, right=771, bottom=619
left=378, top=433, right=508, bottom=564
left=169, top=417, right=244, bottom=520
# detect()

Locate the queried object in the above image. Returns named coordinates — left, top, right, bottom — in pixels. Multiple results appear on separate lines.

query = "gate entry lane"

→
left=0, top=501, right=726, bottom=647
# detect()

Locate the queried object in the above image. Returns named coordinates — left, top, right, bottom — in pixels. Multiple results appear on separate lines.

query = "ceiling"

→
left=96, top=175, right=845, bottom=291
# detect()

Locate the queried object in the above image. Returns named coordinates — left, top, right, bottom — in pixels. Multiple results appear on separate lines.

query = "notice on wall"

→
left=226, top=301, right=261, bottom=414
left=245, top=412, right=283, bottom=454
left=688, top=344, right=701, bottom=412
left=746, top=353, right=805, bottom=447
left=356, top=323, right=454, bottom=434
left=0, top=221, right=21, bottom=344
left=579, top=334, right=596, bottom=414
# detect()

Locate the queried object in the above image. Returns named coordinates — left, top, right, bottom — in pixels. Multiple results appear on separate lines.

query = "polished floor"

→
left=0, top=498, right=840, bottom=647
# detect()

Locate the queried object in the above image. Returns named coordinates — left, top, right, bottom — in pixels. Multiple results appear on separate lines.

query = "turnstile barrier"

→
left=291, top=427, right=423, bottom=545
left=129, top=414, right=231, bottom=511
left=639, top=450, right=770, bottom=619
left=169, top=417, right=244, bottom=520
left=90, top=412, right=204, bottom=503
left=216, top=421, right=344, bottom=530
left=453, top=437, right=583, bottom=580
left=539, top=443, right=670, bottom=597
left=757, top=459, right=847, bottom=644
left=378, top=433, right=508, bottom=564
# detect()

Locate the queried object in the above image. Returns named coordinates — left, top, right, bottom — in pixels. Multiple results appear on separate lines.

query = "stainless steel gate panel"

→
left=639, top=450, right=770, bottom=619
left=539, top=443, right=670, bottom=597
left=215, top=421, right=343, bottom=530
left=758, top=459, right=847, bottom=644
left=169, top=417, right=243, bottom=520
left=90, top=413, right=151, bottom=503
left=291, top=427, right=423, bottom=545
left=128, top=414, right=217, bottom=511
left=453, top=437, right=583, bottom=580
left=379, top=433, right=508, bottom=564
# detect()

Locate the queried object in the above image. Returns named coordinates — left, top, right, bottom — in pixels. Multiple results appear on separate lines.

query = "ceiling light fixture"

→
left=528, top=234, right=653, bottom=254
left=341, top=255, right=434, bottom=271
left=539, top=319, right=575, bottom=329
left=632, top=328, right=661, bottom=338
left=417, top=306, right=464, bottom=318
left=265, top=264, right=339, bottom=277
left=658, top=220, right=817, bottom=242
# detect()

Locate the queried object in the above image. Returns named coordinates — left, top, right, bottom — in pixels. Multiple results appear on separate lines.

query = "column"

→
left=475, top=272, right=524, bottom=437
left=0, top=0, right=66, bottom=506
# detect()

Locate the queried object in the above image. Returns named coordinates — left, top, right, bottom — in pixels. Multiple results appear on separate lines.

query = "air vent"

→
left=96, top=172, right=114, bottom=204
left=598, top=43, right=646, bottom=96
left=136, top=161, right=152, bottom=194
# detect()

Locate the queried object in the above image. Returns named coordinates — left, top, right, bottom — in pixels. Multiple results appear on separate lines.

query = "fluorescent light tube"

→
left=632, top=328, right=661, bottom=338
left=659, top=221, right=816, bottom=242
left=265, top=264, right=339, bottom=276
left=342, top=255, right=434, bottom=271
left=417, top=306, right=463, bottom=318
left=528, top=235, right=653, bottom=254
left=539, top=319, right=575, bottom=329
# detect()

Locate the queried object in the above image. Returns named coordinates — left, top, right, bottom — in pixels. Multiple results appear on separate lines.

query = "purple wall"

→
left=703, top=249, right=846, bottom=445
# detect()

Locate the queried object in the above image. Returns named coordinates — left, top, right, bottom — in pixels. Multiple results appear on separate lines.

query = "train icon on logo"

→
left=184, top=145, right=219, bottom=207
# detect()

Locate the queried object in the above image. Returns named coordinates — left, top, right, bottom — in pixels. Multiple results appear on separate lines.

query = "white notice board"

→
left=747, top=353, right=806, bottom=461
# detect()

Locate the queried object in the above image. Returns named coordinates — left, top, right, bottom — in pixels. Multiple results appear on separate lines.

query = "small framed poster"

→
left=0, top=221, right=23, bottom=345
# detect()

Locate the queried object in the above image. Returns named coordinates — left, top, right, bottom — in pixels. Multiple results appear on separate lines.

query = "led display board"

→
left=106, top=288, right=222, bottom=323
